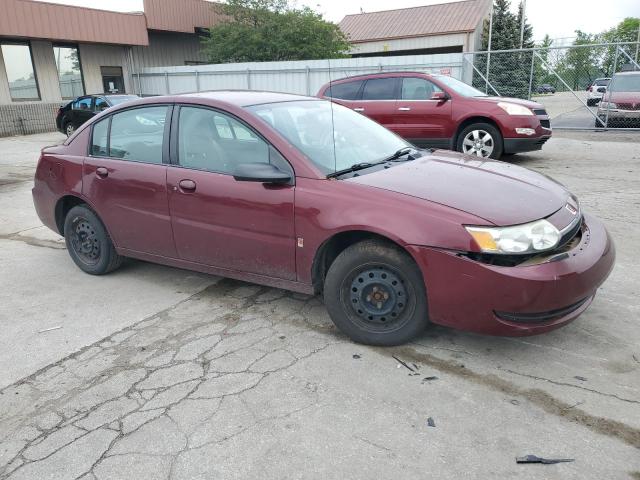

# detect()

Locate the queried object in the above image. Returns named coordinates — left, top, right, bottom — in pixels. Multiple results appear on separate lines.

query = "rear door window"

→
left=90, top=117, right=109, bottom=156
left=107, top=106, right=169, bottom=163
left=73, top=97, right=92, bottom=110
left=362, top=78, right=399, bottom=100
left=325, top=81, right=363, bottom=100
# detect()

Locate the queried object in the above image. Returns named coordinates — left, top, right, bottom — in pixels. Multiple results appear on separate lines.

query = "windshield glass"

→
left=247, top=100, right=409, bottom=175
left=433, top=75, right=488, bottom=97
left=610, top=75, right=640, bottom=92
left=107, top=95, right=139, bottom=106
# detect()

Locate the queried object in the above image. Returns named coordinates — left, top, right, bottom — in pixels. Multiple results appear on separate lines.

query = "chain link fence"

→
left=462, top=42, right=640, bottom=130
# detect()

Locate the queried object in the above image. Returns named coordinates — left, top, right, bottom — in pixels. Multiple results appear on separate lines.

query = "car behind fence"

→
left=132, top=42, right=640, bottom=131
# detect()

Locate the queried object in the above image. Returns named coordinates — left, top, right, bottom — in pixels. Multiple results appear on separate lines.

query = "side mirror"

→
left=431, top=91, right=449, bottom=101
left=233, top=162, right=291, bottom=184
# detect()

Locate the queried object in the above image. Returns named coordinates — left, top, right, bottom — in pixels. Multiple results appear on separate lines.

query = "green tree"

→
left=201, top=0, right=351, bottom=63
left=554, top=31, right=604, bottom=89
left=473, top=0, right=535, bottom=98
left=600, top=17, right=640, bottom=72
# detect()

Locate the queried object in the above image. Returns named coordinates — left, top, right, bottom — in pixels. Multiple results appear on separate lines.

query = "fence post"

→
left=164, top=72, right=170, bottom=94
left=195, top=70, right=200, bottom=92
left=604, top=46, right=620, bottom=129
left=378, top=63, right=383, bottom=72
left=246, top=69, right=251, bottom=90
left=305, top=66, right=311, bottom=95
left=527, top=50, right=535, bottom=100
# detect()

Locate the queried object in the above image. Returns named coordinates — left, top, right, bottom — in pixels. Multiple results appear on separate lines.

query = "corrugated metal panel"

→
left=350, top=33, right=468, bottom=55
left=131, top=31, right=207, bottom=69
left=339, top=0, right=491, bottom=43
left=79, top=43, right=132, bottom=94
left=143, top=0, right=223, bottom=33
left=0, top=0, right=149, bottom=46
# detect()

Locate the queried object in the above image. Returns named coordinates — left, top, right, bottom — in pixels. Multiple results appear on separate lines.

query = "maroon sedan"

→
left=32, top=91, right=614, bottom=345
left=318, top=72, right=552, bottom=159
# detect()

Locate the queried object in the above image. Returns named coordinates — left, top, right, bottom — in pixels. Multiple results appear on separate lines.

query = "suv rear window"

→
left=325, top=80, right=363, bottom=100
left=362, top=78, right=398, bottom=100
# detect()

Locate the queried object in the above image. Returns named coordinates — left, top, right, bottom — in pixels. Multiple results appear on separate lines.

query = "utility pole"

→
left=485, top=1, right=493, bottom=93
left=519, top=0, right=527, bottom=49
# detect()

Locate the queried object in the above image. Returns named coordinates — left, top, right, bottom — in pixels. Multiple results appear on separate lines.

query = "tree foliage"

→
left=201, top=0, right=351, bottom=63
left=473, top=0, right=535, bottom=98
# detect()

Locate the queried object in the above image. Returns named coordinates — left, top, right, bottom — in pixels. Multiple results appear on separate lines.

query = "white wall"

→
left=136, top=53, right=464, bottom=96
left=348, top=33, right=469, bottom=56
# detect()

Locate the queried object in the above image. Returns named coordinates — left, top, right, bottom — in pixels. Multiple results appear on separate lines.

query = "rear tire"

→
left=323, top=240, right=428, bottom=346
left=65, top=122, right=75, bottom=137
left=456, top=122, right=503, bottom=159
left=587, top=99, right=595, bottom=107
left=63, top=205, right=122, bottom=275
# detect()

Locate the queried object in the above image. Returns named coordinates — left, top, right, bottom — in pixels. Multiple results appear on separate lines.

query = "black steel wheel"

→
left=63, top=205, right=122, bottom=275
left=324, top=240, right=428, bottom=345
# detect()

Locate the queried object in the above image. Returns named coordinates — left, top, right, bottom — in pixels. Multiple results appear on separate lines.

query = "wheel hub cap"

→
left=350, top=268, right=407, bottom=325
left=463, top=130, right=494, bottom=157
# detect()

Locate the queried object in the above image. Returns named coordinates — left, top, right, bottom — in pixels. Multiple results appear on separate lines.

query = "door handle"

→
left=96, top=167, right=108, bottom=178
left=178, top=179, right=196, bottom=192
left=354, top=107, right=365, bottom=112
left=398, top=107, right=411, bottom=111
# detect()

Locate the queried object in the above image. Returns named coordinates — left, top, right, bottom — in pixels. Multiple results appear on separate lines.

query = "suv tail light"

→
left=588, top=86, right=593, bottom=92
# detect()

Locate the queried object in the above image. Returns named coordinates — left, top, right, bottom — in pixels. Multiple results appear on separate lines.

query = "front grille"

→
left=540, top=119, right=551, bottom=129
left=533, top=108, right=547, bottom=116
left=616, top=103, right=640, bottom=111
left=495, top=297, right=590, bottom=324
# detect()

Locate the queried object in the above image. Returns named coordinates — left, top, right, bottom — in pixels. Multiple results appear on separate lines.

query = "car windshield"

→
left=247, top=100, right=410, bottom=175
left=433, top=75, right=488, bottom=97
left=106, top=95, right=139, bottom=106
left=610, top=75, right=640, bottom=92
left=595, top=79, right=610, bottom=86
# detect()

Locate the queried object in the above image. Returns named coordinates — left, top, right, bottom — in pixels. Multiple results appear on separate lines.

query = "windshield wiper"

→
left=327, top=161, right=386, bottom=178
left=382, top=147, right=415, bottom=162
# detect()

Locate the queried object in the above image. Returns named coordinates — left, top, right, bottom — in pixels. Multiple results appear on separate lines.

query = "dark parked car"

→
left=56, top=94, right=139, bottom=137
left=317, top=72, right=552, bottom=159
left=536, top=84, right=556, bottom=94
left=33, top=92, right=614, bottom=345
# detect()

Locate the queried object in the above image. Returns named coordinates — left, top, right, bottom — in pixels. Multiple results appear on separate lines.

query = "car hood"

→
left=475, top=96, right=544, bottom=110
left=603, top=91, right=640, bottom=103
left=347, top=150, right=569, bottom=226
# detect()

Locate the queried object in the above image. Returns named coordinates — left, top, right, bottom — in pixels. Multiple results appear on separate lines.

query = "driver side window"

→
left=178, top=106, right=285, bottom=175
left=401, top=78, right=442, bottom=100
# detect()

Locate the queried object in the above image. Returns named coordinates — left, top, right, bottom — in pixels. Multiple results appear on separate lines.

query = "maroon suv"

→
left=318, top=72, right=551, bottom=159
left=33, top=91, right=613, bottom=345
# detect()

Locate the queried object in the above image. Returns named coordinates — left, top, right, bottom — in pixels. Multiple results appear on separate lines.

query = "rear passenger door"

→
left=83, top=105, right=177, bottom=258
left=351, top=77, right=401, bottom=131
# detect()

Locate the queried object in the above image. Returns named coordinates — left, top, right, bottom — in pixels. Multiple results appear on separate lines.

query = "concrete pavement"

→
left=0, top=131, right=638, bottom=479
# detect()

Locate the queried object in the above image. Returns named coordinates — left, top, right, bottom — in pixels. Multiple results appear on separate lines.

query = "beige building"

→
left=339, top=0, right=491, bottom=58
left=0, top=0, right=221, bottom=136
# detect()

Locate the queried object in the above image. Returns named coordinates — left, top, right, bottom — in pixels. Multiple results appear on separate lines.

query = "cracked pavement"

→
left=0, top=131, right=639, bottom=479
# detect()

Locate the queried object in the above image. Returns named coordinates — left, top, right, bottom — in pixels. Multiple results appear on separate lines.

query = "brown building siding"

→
left=339, top=0, right=490, bottom=44
left=0, top=0, right=149, bottom=46
left=143, top=0, right=223, bottom=33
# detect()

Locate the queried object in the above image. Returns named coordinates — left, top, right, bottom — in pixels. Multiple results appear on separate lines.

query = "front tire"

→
left=457, top=122, right=503, bottom=159
left=63, top=205, right=122, bottom=275
left=323, top=240, right=428, bottom=346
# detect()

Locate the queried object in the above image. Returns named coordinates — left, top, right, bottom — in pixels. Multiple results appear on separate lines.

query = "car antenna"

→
left=328, top=57, right=337, bottom=175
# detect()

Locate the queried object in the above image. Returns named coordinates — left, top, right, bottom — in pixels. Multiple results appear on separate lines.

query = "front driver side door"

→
left=167, top=105, right=296, bottom=280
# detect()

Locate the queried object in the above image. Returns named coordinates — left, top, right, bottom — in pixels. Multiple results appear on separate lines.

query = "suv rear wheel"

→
left=65, top=122, right=75, bottom=137
left=457, top=123, right=503, bottom=159
left=323, top=240, right=428, bottom=346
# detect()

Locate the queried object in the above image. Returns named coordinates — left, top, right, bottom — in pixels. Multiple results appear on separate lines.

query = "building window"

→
left=54, top=45, right=84, bottom=99
left=1, top=43, right=40, bottom=101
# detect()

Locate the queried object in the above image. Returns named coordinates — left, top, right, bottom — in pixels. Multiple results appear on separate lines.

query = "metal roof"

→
left=143, top=0, right=223, bottom=34
left=0, top=0, right=149, bottom=46
left=339, top=0, right=491, bottom=43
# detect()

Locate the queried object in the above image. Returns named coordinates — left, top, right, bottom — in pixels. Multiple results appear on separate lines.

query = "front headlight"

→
left=497, top=102, right=534, bottom=116
left=465, top=219, right=561, bottom=255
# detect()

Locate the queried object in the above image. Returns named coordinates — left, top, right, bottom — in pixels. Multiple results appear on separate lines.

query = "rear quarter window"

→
left=325, top=80, right=363, bottom=100
left=362, top=78, right=398, bottom=100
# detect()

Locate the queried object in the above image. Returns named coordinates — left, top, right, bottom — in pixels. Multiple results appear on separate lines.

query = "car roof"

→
left=327, top=71, right=433, bottom=85
left=613, top=71, right=640, bottom=76
left=178, top=90, right=317, bottom=106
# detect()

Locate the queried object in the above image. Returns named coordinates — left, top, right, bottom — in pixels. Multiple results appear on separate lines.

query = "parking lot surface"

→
left=0, top=131, right=639, bottom=479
